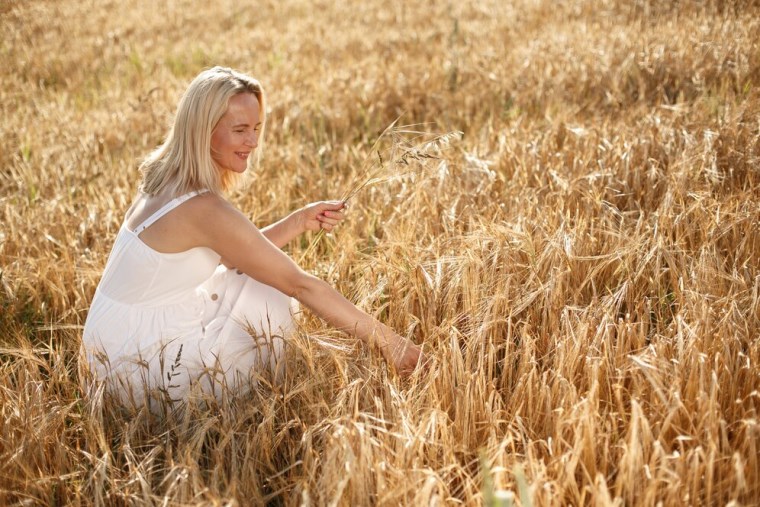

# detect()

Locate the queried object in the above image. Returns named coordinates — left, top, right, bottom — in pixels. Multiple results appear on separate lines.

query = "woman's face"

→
left=211, top=93, right=262, bottom=174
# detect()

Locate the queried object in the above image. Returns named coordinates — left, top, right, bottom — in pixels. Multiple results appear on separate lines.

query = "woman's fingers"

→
left=317, top=209, right=346, bottom=229
left=320, top=210, right=344, bottom=221
left=320, top=200, right=346, bottom=211
left=392, top=340, right=427, bottom=377
left=303, top=200, right=348, bottom=232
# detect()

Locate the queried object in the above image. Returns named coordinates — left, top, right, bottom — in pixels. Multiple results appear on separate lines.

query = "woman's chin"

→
left=222, top=165, right=247, bottom=175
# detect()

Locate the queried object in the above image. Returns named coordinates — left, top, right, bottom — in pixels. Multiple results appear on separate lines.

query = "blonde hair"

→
left=139, top=66, right=265, bottom=196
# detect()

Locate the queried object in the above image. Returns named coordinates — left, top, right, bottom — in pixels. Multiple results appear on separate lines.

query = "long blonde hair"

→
left=139, top=66, right=265, bottom=196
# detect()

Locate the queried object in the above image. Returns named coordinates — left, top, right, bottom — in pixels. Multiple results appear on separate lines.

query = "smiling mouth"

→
left=235, top=152, right=250, bottom=159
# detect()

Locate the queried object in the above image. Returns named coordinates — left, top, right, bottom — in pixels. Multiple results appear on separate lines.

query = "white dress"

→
left=81, top=190, right=296, bottom=408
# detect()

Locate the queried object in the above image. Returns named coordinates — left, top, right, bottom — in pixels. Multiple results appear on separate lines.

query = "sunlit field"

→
left=2, top=0, right=759, bottom=505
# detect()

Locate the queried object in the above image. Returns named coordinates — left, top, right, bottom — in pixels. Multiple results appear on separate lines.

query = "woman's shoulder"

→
left=184, top=190, right=235, bottom=214
left=182, top=191, right=257, bottom=249
left=181, top=191, right=242, bottom=229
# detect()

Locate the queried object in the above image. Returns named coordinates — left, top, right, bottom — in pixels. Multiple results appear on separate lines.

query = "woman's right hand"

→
left=380, top=334, right=426, bottom=377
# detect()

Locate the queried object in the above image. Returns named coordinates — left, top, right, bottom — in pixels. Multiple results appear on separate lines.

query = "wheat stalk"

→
left=298, top=121, right=461, bottom=262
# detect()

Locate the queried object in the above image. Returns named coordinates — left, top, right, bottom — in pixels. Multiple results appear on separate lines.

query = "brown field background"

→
left=2, top=0, right=759, bottom=505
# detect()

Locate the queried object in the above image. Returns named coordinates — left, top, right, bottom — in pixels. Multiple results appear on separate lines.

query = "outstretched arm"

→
left=290, top=274, right=422, bottom=373
left=262, top=201, right=347, bottom=248
left=191, top=196, right=423, bottom=375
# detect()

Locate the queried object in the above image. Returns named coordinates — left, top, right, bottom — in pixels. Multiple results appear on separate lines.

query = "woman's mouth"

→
left=235, top=152, right=250, bottom=160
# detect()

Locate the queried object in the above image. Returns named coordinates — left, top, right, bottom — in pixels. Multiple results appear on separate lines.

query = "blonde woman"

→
left=82, top=66, right=423, bottom=408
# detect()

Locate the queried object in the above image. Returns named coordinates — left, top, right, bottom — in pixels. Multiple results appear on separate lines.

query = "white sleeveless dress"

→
left=81, top=190, right=296, bottom=408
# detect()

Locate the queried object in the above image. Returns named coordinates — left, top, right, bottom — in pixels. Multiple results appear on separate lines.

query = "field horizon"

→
left=2, top=0, right=759, bottom=505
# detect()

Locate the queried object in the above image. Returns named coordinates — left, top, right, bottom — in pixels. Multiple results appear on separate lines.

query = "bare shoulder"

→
left=181, top=192, right=251, bottom=240
left=182, top=192, right=239, bottom=221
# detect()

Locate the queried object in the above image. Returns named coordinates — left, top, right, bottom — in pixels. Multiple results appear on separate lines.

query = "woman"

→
left=82, top=66, right=423, bottom=408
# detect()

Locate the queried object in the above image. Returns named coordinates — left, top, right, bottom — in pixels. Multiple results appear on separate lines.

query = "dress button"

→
left=210, top=293, right=218, bottom=301
left=236, top=269, right=243, bottom=275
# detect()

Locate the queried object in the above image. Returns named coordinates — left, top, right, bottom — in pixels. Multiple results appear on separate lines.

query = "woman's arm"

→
left=190, top=196, right=423, bottom=374
left=261, top=201, right=347, bottom=248
left=292, top=275, right=422, bottom=373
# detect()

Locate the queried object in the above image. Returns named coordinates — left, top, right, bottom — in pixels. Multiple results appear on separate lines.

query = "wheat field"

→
left=1, top=0, right=759, bottom=505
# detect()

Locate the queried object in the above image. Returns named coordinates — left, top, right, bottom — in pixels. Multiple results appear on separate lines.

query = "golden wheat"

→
left=1, top=0, right=759, bottom=505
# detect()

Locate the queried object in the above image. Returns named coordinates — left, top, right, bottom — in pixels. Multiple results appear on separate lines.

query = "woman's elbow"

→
left=287, top=272, right=323, bottom=300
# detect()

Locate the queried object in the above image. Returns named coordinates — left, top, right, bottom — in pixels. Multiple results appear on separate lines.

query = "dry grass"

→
left=2, top=0, right=759, bottom=505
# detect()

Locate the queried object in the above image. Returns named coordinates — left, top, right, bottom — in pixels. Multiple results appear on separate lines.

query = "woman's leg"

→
left=203, top=268, right=296, bottom=396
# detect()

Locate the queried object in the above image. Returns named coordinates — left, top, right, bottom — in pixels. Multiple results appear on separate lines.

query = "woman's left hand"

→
left=298, top=201, right=348, bottom=233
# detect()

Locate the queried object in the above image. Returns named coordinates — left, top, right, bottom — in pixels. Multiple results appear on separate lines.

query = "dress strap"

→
left=134, top=190, right=206, bottom=234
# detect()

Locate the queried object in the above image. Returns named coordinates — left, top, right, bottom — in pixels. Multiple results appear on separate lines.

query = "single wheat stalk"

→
left=298, top=120, right=462, bottom=262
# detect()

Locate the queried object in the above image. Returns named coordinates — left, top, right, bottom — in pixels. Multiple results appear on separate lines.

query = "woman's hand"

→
left=298, top=201, right=347, bottom=233
left=261, top=200, right=347, bottom=248
left=379, top=334, right=426, bottom=377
